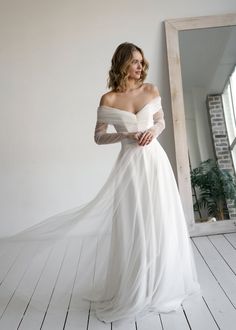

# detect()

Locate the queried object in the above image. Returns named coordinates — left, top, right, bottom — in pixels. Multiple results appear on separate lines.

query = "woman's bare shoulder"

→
left=99, top=91, right=117, bottom=107
left=143, top=83, right=160, bottom=97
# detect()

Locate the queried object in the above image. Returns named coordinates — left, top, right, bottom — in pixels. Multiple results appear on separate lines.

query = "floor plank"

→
left=0, top=241, right=25, bottom=284
left=64, top=238, right=97, bottom=330
left=112, top=318, right=136, bottom=330
left=160, top=308, right=190, bottom=330
left=88, top=235, right=112, bottom=330
left=193, top=236, right=236, bottom=308
left=0, top=234, right=235, bottom=329
left=192, top=238, right=236, bottom=330
left=0, top=241, right=39, bottom=320
left=224, top=232, right=236, bottom=249
left=182, top=288, right=219, bottom=330
left=136, top=313, right=162, bottom=330
left=0, top=242, right=51, bottom=329
left=208, top=234, right=236, bottom=274
left=88, top=311, right=111, bottom=330
left=41, top=239, right=83, bottom=330
left=17, top=240, right=68, bottom=329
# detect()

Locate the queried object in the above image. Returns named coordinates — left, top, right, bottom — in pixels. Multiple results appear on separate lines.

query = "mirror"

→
left=165, top=13, right=236, bottom=236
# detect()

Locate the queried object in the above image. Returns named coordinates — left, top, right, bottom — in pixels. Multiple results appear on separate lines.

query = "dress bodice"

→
left=97, top=96, right=162, bottom=133
left=95, top=96, right=164, bottom=148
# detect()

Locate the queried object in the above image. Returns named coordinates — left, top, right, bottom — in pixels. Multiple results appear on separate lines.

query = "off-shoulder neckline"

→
left=98, top=95, right=161, bottom=116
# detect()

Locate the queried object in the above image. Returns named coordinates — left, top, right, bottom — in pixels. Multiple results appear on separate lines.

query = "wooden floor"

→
left=0, top=233, right=236, bottom=330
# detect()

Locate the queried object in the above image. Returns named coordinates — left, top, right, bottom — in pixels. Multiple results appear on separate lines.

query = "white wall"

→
left=1, top=0, right=236, bottom=236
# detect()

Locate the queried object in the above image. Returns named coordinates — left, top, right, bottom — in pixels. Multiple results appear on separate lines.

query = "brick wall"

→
left=207, top=94, right=236, bottom=219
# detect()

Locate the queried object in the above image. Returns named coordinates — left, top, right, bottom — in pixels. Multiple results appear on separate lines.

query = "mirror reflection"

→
left=179, top=26, right=236, bottom=223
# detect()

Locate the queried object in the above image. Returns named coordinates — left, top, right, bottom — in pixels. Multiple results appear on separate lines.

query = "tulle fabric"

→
left=94, top=97, right=165, bottom=145
left=85, top=140, right=201, bottom=322
left=0, top=96, right=201, bottom=323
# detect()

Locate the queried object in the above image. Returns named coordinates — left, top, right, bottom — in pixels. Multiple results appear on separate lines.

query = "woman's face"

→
left=127, top=50, right=143, bottom=80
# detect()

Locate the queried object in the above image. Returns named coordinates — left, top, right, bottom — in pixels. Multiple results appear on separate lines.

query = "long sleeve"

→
left=146, top=108, right=165, bottom=138
left=94, top=121, right=131, bottom=145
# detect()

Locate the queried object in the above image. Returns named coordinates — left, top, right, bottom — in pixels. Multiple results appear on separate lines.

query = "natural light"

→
left=222, top=65, right=236, bottom=172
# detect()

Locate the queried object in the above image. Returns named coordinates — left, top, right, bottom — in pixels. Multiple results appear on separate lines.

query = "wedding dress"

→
left=0, top=96, right=201, bottom=323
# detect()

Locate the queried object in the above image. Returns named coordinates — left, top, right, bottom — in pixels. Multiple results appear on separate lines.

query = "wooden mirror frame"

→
left=164, top=13, right=236, bottom=236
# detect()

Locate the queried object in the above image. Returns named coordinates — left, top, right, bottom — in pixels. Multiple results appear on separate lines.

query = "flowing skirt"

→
left=0, top=139, right=201, bottom=323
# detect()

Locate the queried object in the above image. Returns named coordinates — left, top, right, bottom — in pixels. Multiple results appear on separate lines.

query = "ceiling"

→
left=179, top=25, right=236, bottom=94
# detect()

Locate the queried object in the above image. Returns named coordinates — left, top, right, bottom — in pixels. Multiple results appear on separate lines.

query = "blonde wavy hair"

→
left=108, top=42, right=149, bottom=92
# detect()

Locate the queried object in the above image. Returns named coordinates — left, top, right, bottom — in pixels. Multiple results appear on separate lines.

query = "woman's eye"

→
left=132, top=60, right=141, bottom=64
left=131, top=59, right=143, bottom=65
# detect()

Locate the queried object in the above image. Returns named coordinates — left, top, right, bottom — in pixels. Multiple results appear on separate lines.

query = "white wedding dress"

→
left=0, top=96, right=201, bottom=323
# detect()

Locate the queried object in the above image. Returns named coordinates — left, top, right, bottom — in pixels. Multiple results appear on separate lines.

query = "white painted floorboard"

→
left=0, top=233, right=235, bottom=329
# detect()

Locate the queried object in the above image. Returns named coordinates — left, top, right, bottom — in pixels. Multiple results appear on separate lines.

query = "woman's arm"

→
left=94, top=121, right=141, bottom=145
left=138, top=108, right=165, bottom=146
left=95, top=93, right=138, bottom=145
left=147, top=108, right=165, bottom=138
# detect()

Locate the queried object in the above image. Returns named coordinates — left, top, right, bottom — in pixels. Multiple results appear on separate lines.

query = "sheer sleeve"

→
left=147, top=108, right=165, bottom=138
left=94, top=121, right=130, bottom=145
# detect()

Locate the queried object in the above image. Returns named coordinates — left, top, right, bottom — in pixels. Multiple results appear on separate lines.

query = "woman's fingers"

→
left=138, top=131, right=153, bottom=146
left=138, top=131, right=147, bottom=144
left=133, top=132, right=142, bottom=140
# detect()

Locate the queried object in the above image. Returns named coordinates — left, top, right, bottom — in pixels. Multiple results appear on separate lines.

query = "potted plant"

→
left=190, top=158, right=236, bottom=220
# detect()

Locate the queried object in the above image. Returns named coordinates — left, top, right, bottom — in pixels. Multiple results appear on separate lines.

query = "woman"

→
left=95, top=42, right=162, bottom=147
left=1, top=42, right=201, bottom=325
left=89, top=42, right=201, bottom=322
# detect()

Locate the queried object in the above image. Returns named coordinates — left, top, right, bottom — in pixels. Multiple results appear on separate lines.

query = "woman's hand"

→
left=138, top=130, right=154, bottom=146
left=128, top=132, right=143, bottom=141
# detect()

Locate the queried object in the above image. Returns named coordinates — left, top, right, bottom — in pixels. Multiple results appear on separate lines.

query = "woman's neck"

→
left=123, top=80, right=142, bottom=93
